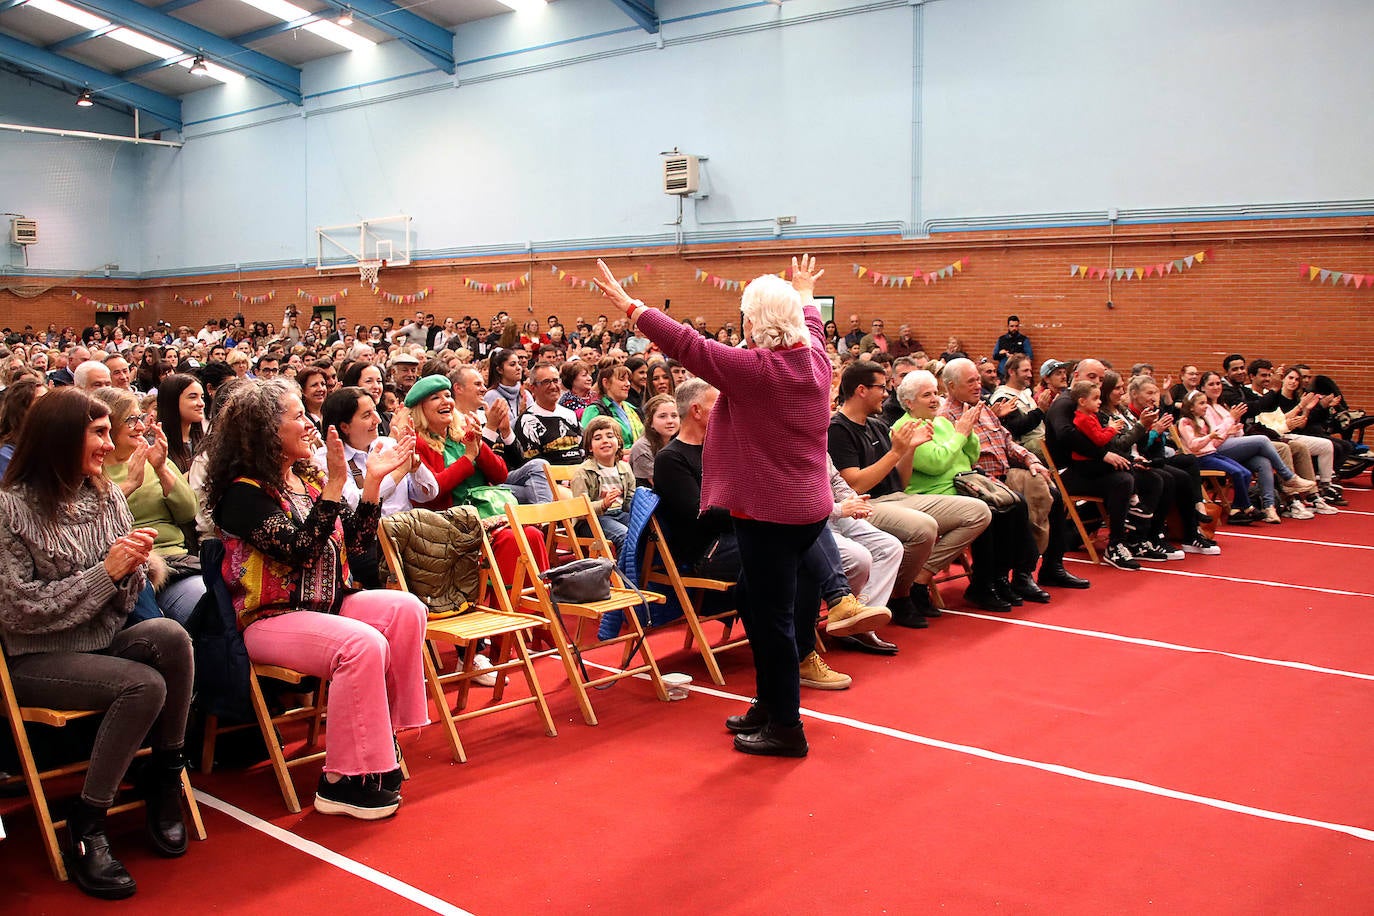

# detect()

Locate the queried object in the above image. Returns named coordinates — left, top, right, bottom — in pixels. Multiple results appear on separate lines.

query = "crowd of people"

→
left=1, top=277, right=1370, bottom=899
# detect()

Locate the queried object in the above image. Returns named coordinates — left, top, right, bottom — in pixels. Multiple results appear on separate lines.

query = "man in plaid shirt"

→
left=939, top=358, right=1089, bottom=595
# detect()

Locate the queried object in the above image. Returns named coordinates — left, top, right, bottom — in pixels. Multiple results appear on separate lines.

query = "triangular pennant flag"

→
left=852, top=263, right=861, bottom=275
left=1195, top=250, right=1206, bottom=263
left=1342, top=273, right=1355, bottom=286
left=550, top=264, right=558, bottom=273
left=913, top=269, right=923, bottom=278
left=1329, top=271, right=1342, bottom=285
left=1318, top=269, right=1331, bottom=283
left=953, top=259, right=964, bottom=272
left=1353, top=274, right=1366, bottom=288
left=1070, top=265, right=1080, bottom=277
left=1205, top=248, right=1214, bottom=260
left=1309, top=265, right=1320, bottom=281
left=1078, top=265, right=1088, bottom=278
left=857, top=266, right=868, bottom=278
left=1184, top=256, right=1195, bottom=268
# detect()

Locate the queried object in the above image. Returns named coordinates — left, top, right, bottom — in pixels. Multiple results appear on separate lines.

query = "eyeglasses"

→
left=123, top=414, right=149, bottom=428
left=530, top=378, right=559, bottom=387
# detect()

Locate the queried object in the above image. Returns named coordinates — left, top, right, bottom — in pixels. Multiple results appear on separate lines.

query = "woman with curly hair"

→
left=202, top=379, right=427, bottom=821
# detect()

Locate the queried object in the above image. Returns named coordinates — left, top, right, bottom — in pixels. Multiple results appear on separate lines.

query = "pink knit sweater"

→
left=636, top=303, right=832, bottom=525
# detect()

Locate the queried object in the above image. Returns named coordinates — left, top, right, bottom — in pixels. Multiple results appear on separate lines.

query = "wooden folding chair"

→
left=1169, top=426, right=1233, bottom=513
left=506, top=496, right=669, bottom=725
left=1041, top=449, right=1104, bottom=564
left=0, top=651, right=207, bottom=881
left=542, top=463, right=600, bottom=559
left=244, top=664, right=332, bottom=814
left=928, top=549, right=974, bottom=610
left=641, top=516, right=743, bottom=686
left=378, top=513, right=556, bottom=763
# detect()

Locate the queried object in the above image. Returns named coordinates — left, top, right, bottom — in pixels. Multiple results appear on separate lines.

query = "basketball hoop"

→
left=359, top=259, right=384, bottom=288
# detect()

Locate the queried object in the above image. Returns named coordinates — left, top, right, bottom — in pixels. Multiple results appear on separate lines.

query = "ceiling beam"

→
left=155, top=0, right=203, bottom=11
left=0, top=31, right=182, bottom=128
left=232, top=15, right=317, bottom=47
left=61, top=0, right=302, bottom=104
left=46, top=24, right=119, bottom=53
left=314, top=0, right=454, bottom=74
left=607, top=0, right=657, bottom=34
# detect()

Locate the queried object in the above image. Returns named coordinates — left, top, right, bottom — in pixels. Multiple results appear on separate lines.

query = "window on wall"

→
left=813, top=296, right=835, bottom=324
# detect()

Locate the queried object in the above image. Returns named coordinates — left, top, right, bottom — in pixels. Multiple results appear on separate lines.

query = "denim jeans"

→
left=8, top=618, right=192, bottom=807
left=1217, top=435, right=1291, bottom=508
left=1198, top=453, right=1254, bottom=510
left=504, top=458, right=554, bottom=504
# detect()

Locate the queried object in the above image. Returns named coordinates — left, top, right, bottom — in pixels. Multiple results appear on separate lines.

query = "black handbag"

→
left=540, top=558, right=615, bottom=603
left=952, top=470, right=1024, bottom=513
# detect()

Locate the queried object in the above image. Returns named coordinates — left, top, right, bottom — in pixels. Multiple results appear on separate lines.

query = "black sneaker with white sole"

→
left=315, top=774, right=401, bottom=820
left=1103, top=543, right=1141, bottom=570
left=1181, top=535, right=1221, bottom=556
left=1128, top=540, right=1169, bottom=563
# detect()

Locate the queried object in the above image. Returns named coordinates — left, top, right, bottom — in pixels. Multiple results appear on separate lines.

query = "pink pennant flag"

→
left=1353, top=274, right=1366, bottom=288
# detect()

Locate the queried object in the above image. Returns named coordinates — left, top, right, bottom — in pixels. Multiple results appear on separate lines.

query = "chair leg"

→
left=201, top=713, right=218, bottom=775
left=180, top=768, right=208, bottom=841
left=305, top=686, right=325, bottom=748
left=546, top=616, right=598, bottom=726
left=515, top=632, right=558, bottom=738
left=248, top=672, right=302, bottom=814
left=624, top=614, right=668, bottom=703
left=1066, top=501, right=1101, bottom=565
left=682, top=598, right=728, bottom=686
left=424, top=648, right=466, bottom=764
left=8, top=720, right=66, bottom=881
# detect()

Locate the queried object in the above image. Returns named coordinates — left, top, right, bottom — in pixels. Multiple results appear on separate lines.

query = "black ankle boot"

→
left=725, top=699, right=769, bottom=734
left=140, top=750, right=188, bottom=858
left=67, top=800, right=137, bottom=900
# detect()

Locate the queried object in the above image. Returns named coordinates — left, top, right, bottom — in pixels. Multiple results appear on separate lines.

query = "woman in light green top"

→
left=892, top=369, right=981, bottom=495
left=94, top=387, right=206, bottom=625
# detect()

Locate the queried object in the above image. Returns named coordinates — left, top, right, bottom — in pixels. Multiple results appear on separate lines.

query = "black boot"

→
left=1037, top=562, right=1090, bottom=589
left=1010, top=572, right=1052, bottom=603
left=888, top=594, right=929, bottom=629
left=733, top=722, right=808, bottom=758
left=67, top=800, right=137, bottom=900
left=140, top=749, right=188, bottom=858
left=725, top=699, right=769, bottom=734
left=990, top=577, right=1023, bottom=607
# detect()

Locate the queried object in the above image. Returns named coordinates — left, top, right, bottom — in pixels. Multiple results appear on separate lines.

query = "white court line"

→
left=1337, top=508, right=1374, bottom=517
left=583, top=662, right=1374, bottom=844
left=1063, top=557, right=1374, bottom=598
left=194, top=791, right=474, bottom=916
left=936, top=609, right=1374, bottom=682
left=1216, top=530, right=1374, bottom=551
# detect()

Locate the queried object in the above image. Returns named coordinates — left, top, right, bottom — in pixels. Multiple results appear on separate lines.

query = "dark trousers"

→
left=970, top=501, right=1040, bottom=583
left=1043, top=489, right=1069, bottom=567
left=1158, top=458, right=1203, bottom=540
left=1062, top=463, right=1135, bottom=545
left=733, top=518, right=826, bottom=728
left=8, top=618, right=193, bottom=807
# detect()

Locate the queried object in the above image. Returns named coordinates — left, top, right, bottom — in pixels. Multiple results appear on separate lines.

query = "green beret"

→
left=403, top=374, right=452, bottom=408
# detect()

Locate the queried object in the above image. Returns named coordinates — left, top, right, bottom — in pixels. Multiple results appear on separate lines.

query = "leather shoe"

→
left=962, top=583, right=1012, bottom=612
left=67, top=802, right=137, bottom=900
left=139, top=752, right=188, bottom=858
left=725, top=700, right=768, bottom=735
left=1037, top=564, right=1090, bottom=589
left=1010, top=572, right=1051, bottom=603
left=733, top=722, right=808, bottom=758
left=990, top=578, right=1023, bottom=607
left=888, top=595, right=929, bottom=629
left=834, top=631, right=899, bottom=656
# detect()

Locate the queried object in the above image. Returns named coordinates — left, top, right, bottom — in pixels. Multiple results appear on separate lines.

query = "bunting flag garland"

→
left=694, top=267, right=791, bottom=293
left=549, top=264, right=643, bottom=296
left=850, top=257, right=968, bottom=287
left=173, top=293, right=213, bottom=307
left=373, top=286, right=435, bottom=305
left=1069, top=249, right=1212, bottom=281
left=1298, top=263, right=1371, bottom=288
left=463, top=272, right=531, bottom=294
left=297, top=287, right=348, bottom=306
left=72, top=290, right=145, bottom=312
left=233, top=289, right=276, bottom=305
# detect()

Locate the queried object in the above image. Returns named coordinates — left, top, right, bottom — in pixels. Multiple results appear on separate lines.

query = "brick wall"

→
left=5, top=216, right=1372, bottom=404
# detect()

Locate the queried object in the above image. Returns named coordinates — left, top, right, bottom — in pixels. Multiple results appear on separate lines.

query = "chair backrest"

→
left=506, top=495, right=626, bottom=599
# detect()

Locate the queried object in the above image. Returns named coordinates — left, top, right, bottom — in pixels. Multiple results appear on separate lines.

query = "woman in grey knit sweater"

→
left=0, top=388, right=193, bottom=900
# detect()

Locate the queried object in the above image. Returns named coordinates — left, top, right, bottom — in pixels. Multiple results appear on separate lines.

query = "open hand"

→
left=790, top=253, right=824, bottom=295
left=367, top=433, right=415, bottom=480
left=594, top=260, right=637, bottom=315
left=323, top=426, right=348, bottom=485
left=954, top=403, right=982, bottom=437
left=146, top=424, right=169, bottom=471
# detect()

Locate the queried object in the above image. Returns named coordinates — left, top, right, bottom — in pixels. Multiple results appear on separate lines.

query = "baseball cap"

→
left=1040, top=359, right=1069, bottom=379
left=390, top=352, right=420, bottom=366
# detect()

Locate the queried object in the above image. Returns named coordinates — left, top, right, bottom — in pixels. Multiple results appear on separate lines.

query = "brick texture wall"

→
left=5, top=216, right=1372, bottom=404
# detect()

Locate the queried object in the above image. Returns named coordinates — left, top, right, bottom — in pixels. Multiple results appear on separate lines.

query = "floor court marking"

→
left=642, top=674, right=1374, bottom=845
left=1063, top=557, right=1374, bottom=599
left=936, top=609, right=1374, bottom=682
left=1215, top=530, right=1374, bottom=551
left=194, top=791, right=473, bottom=916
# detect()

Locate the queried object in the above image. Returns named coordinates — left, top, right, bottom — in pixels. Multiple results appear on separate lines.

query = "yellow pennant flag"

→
left=1134, top=267, right=1143, bottom=279
left=1309, top=265, right=1320, bottom=281
left=1195, top=251, right=1206, bottom=262
left=953, top=259, right=963, bottom=272
left=857, top=266, right=868, bottom=278
left=558, top=270, right=566, bottom=280
left=1078, top=265, right=1088, bottom=277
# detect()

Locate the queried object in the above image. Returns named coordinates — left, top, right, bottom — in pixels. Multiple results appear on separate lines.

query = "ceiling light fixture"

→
left=336, top=7, right=353, bottom=26
left=188, top=53, right=208, bottom=75
left=76, top=89, right=94, bottom=107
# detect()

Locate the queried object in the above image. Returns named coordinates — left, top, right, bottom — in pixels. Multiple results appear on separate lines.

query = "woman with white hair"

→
left=596, top=254, right=887, bottom=759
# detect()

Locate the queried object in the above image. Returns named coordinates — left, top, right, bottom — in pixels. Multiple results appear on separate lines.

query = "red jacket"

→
left=414, top=435, right=508, bottom=510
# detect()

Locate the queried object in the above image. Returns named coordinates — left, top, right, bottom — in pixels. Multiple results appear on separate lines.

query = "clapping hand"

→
left=890, top=420, right=919, bottom=454
left=460, top=413, right=482, bottom=450
left=146, top=423, right=169, bottom=471
left=990, top=398, right=1017, bottom=418
left=839, top=495, right=872, bottom=520
left=1229, top=403, right=1248, bottom=421
left=954, top=402, right=982, bottom=437
left=366, top=433, right=415, bottom=481
left=125, top=437, right=150, bottom=490
left=323, top=426, right=348, bottom=485
left=1107, top=417, right=1126, bottom=432
left=103, top=527, right=157, bottom=581
left=486, top=397, right=512, bottom=436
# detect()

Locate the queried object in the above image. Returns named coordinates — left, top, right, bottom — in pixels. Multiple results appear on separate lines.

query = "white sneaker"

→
left=1283, top=501, right=1314, bottom=519
left=1310, top=497, right=1339, bottom=515
left=471, top=653, right=498, bottom=687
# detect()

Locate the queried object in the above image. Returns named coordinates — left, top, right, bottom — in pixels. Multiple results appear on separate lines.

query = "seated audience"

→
left=990, top=353, right=1048, bottom=461
left=582, top=359, right=644, bottom=450
left=557, top=359, right=597, bottom=418
left=0, top=376, right=45, bottom=475
left=0, top=388, right=193, bottom=898
left=515, top=361, right=585, bottom=467
left=570, top=416, right=637, bottom=550
left=156, top=374, right=205, bottom=474
left=451, top=365, right=553, bottom=503
left=627, top=392, right=678, bottom=487
left=204, top=379, right=427, bottom=821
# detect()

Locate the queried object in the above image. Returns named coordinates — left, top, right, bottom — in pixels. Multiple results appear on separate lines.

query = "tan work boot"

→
left=1280, top=475, right=1318, bottom=496
left=799, top=651, right=852, bottom=690
left=824, top=594, right=892, bottom=637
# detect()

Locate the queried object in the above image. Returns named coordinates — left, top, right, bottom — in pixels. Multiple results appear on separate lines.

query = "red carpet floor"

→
left=5, top=483, right=1374, bottom=914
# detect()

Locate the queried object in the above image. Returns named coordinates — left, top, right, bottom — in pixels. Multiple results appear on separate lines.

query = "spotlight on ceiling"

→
left=76, top=89, right=94, bottom=107
left=189, top=53, right=208, bottom=75
left=336, top=6, right=354, bottom=26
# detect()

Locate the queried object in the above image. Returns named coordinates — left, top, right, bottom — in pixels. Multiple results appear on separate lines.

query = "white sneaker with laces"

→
left=1310, top=497, right=1339, bottom=515
left=1284, top=502, right=1314, bottom=520
left=471, top=653, right=498, bottom=687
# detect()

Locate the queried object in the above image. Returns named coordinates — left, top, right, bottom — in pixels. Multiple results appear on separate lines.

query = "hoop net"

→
left=359, top=259, right=383, bottom=287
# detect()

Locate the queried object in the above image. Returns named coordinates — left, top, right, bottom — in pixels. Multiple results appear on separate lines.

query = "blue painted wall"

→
left=3, top=0, right=1372, bottom=277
